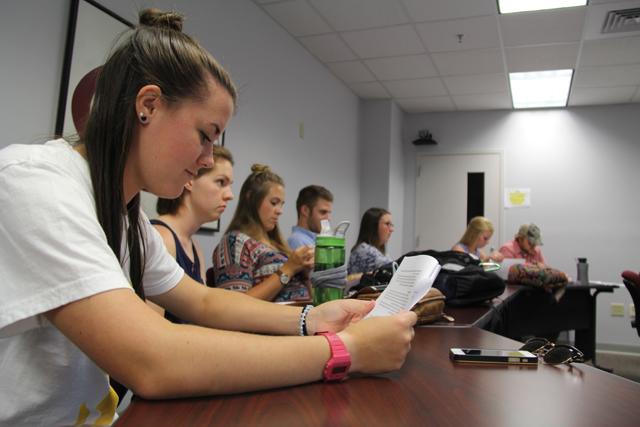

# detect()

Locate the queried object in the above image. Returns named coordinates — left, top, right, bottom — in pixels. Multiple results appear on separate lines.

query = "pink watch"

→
left=316, top=332, right=351, bottom=382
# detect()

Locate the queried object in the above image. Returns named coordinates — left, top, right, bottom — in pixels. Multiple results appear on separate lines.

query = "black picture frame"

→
left=55, top=0, right=133, bottom=136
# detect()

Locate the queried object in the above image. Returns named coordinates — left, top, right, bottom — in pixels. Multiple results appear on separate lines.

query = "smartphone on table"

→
left=450, top=348, right=538, bottom=365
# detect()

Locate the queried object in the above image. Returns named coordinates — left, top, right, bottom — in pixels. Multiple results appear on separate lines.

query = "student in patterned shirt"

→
left=209, top=164, right=315, bottom=302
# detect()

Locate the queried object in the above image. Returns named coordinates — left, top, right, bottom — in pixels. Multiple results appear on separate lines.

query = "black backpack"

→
left=397, top=250, right=505, bottom=307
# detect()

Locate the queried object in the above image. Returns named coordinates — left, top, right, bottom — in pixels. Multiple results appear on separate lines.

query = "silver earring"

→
left=139, top=112, right=148, bottom=124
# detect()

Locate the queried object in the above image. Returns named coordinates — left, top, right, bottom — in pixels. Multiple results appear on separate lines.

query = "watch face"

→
left=332, top=365, right=349, bottom=374
left=279, top=272, right=290, bottom=285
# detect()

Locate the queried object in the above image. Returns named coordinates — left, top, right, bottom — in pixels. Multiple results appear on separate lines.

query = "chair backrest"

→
left=621, top=270, right=640, bottom=337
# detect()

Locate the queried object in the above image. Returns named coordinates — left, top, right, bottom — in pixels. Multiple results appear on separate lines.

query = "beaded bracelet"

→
left=299, top=304, right=313, bottom=336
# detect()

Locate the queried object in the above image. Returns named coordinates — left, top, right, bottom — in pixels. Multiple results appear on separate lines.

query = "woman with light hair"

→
left=452, top=216, right=504, bottom=262
left=151, top=145, right=234, bottom=323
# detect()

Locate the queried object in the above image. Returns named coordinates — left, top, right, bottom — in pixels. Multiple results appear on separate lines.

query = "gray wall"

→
left=0, top=0, right=68, bottom=145
left=358, top=99, right=404, bottom=259
left=402, top=104, right=640, bottom=351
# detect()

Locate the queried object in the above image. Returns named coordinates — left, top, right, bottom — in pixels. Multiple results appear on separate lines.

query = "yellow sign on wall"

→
left=505, top=188, right=530, bottom=209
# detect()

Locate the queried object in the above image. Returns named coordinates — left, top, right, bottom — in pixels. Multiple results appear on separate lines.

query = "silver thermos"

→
left=577, top=258, right=589, bottom=286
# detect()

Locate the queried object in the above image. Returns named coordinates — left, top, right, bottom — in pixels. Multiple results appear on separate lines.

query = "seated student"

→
left=152, top=145, right=234, bottom=323
left=209, top=164, right=315, bottom=302
left=452, top=216, right=504, bottom=262
left=288, top=185, right=333, bottom=249
left=0, top=10, right=416, bottom=425
left=499, top=223, right=546, bottom=265
left=348, top=208, right=395, bottom=274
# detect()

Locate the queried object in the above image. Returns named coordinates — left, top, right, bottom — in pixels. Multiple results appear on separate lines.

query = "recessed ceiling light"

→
left=509, top=69, right=574, bottom=109
left=498, top=0, right=587, bottom=14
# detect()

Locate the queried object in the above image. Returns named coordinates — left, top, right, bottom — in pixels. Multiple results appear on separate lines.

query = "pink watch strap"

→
left=316, top=332, right=351, bottom=382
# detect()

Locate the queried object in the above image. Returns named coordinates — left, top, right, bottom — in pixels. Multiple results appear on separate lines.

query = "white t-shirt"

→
left=0, top=140, right=184, bottom=426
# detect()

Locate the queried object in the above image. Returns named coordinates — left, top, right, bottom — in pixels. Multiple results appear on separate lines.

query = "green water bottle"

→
left=313, top=235, right=345, bottom=305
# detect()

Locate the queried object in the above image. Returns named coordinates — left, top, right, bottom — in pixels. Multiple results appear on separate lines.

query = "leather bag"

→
left=352, top=286, right=450, bottom=325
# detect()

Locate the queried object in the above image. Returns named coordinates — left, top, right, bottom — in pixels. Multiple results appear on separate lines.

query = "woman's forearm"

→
left=245, top=272, right=285, bottom=301
left=47, top=289, right=329, bottom=398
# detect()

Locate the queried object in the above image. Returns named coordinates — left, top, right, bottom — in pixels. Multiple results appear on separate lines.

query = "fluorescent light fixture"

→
left=498, top=0, right=587, bottom=14
left=509, top=69, right=573, bottom=109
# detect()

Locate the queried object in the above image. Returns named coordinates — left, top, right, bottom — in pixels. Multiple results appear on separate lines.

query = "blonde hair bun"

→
left=251, top=163, right=271, bottom=174
left=139, top=8, right=184, bottom=32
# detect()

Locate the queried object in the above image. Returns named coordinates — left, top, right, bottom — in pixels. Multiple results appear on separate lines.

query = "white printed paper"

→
left=366, top=255, right=441, bottom=318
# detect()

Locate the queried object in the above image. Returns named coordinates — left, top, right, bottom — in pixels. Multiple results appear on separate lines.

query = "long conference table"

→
left=116, top=283, right=640, bottom=426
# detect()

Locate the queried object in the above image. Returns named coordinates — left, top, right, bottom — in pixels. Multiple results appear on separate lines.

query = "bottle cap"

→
left=319, top=219, right=332, bottom=236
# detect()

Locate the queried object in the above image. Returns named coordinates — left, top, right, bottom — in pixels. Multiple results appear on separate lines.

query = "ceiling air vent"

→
left=602, top=8, right=640, bottom=34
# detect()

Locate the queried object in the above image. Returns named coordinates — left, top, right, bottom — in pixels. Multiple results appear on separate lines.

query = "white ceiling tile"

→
left=580, top=36, right=640, bottom=66
left=452, top=93, right=512, bottom=110
left=416, top=15, right=500, bottom=52
left=349, top=81, right=390, bottom=98
left=443, top=73, right=508, bottom=95
left=341, top=25, right=425, bottom=58
left=263, top=1, right=332, bottom=36
left=505, top=44, right=579, bottom=72
left=401, top=0, right=496, bottom=22
left=365, top=54, right=438, bottom=80
left=396, top=96, right=456, bottom=113
left=432, top=48, right=504, bottom=76
left=309, top=0, right=409, bottom=31
left=574, top=64, right=640, bottom=87
left=298, top=34, right=356, bottom=62
left=500, top=8, right=586, bottom=47
left=326, top=61, right=376, bottom=83
left=252, top=0, right=640, bottom=111
left=569, top=86, right=637, bottom=105
left=383, top=78, right=448, bottom=98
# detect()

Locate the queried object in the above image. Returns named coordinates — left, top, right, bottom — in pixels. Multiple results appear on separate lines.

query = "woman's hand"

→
left=305, top=299, right=375, bottom=335
left=283, top=245, right=315, bottom=274
left=338, top=311, right=417, bottom=374
left=489, top=250, right=504, bottom=262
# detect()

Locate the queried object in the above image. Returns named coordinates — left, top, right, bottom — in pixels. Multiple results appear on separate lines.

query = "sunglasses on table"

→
left=519, top=337, right=585, bottom=365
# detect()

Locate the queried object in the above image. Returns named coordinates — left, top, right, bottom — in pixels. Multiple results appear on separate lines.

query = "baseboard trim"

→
left=597, top=343, right=640, bottom=354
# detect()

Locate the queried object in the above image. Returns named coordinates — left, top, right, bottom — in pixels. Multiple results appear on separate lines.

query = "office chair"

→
left=621, top=270, right=640, bottom=337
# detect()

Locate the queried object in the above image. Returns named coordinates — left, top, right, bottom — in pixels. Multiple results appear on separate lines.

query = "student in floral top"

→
left=348, top=207, right=395, bottom=274
left=209, top=164, right=315, bottom=302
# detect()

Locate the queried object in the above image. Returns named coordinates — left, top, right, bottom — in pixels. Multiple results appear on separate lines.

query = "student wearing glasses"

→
left=499, top=223, right=546, bottom=265
left=0, top=10, right=416, bottom=426
left=348, top=207, right=395, bottom=274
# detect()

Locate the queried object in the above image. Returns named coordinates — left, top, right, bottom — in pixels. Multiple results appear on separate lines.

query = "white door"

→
left=414, top=153, right=502, bottom=252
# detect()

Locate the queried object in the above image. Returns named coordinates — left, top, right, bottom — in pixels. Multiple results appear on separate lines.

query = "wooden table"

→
left=115, top=327, right=640, bottom=426
left=430, top=283, right=616, bottom=368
